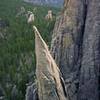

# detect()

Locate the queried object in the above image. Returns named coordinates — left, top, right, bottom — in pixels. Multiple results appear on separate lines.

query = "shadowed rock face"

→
left=0, top=85, right=5, bottom=100
left=78, top=0, right=100, bottom=100
left=51, top=0, right=100, bottom=100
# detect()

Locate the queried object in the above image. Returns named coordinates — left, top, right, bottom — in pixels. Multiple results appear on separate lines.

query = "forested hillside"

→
left=24, top=0, right=63, bottom=7
left=0, top=0, right=59, bottom=99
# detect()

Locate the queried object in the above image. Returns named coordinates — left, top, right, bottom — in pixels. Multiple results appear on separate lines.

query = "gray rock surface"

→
left=51, top=0, right=86, bottom=99
left=51, top=0, right=100, bottom=100
left=0, top=19, right=9, bottom=28
left=0, top=85, right=5, bottom=100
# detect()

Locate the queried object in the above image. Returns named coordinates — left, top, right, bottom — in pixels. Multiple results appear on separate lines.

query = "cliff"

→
left=51, top=0, right=100, bottom=100
left=26, top=0, right=100, bottom=100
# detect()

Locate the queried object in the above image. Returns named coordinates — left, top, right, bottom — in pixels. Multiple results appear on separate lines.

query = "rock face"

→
left=24, top=0, right=63, bottom=7
left=26, top=0, right=100, bottom=100
left=51, top=0, right=100, bottom=100
left=25, top=83, right=38, bottom=100
left=33, top=26, right=67, bottom=100
left=0, top=85, right=5, bottom=100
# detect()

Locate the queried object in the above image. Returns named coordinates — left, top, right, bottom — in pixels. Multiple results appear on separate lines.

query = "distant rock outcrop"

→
left=24, top=0, right=63, bottom=7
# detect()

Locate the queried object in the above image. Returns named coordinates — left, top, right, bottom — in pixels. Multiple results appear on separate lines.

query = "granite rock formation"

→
left=26, top=0, right=100, bottom=100
left=51, top=0, right=100, bottom=100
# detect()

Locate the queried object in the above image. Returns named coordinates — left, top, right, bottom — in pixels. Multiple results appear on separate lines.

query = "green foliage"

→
left=0, top=0, right=59, bottom=99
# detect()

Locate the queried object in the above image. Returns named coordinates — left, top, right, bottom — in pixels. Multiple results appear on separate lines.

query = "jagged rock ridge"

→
left=24, top=0, right=63, bottom=6
left=33, top=26, right=67, bottom=100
